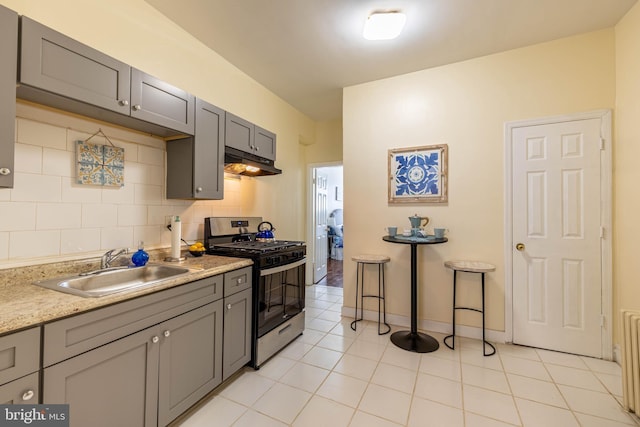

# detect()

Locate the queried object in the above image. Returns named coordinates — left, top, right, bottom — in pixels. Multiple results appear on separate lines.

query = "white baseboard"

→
left=341, top=306, right=506, bottom=344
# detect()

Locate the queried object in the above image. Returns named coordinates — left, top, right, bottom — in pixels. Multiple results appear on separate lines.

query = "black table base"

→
left=390, top=330, right=439, bottom=353
left=383, top=235, right=448, bottom=354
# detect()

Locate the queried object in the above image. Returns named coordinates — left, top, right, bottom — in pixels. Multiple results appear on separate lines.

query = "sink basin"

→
left=34, top=264, right=194, bottom=298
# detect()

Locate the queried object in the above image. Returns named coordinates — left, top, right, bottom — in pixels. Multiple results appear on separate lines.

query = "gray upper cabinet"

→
left=19, top=16, right=131, bottom=115
left=130, top=69, right=195, bottom=135
left=226, top=112, right=276, bottom=161
left=18, top=16, right=194, bottom=137
left=167, top=98, right=224, bottom=200
left=0, top=5, right=17, bottom=188
left=254, top=125, right=276, bottom=160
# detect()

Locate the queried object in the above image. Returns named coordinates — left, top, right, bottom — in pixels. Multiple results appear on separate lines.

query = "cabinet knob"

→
left=152, top=336, right=159, bottom=344
left=118, top=99, right=129, bottom=106
left=22, top=390, right=34, bottom=401
left=163, top=330, right=170, bottom=338
left=227, top=303, right=232, bottom=310
left=0, top=167, right=11, bottom=176
left=133, top=104, right=141, bottom=111
left=196, top=187, right=203, bottom=193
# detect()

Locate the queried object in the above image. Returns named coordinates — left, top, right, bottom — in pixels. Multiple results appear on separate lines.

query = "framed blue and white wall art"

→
left=388, top=144, right=448, bottom=203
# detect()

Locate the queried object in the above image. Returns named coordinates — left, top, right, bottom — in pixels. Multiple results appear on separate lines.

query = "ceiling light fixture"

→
left=363, top=11, right=406, bottom=40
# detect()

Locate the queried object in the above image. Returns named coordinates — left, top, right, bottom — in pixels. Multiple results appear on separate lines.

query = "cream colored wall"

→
left=0, top=0, right=317, bottom=265
left=343, top=30, right=616, bottom=334
left=614, top=3, right=640, bottom=346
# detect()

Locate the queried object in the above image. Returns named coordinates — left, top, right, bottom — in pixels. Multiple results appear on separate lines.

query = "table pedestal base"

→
left=390, top=331, right=439, bottom=353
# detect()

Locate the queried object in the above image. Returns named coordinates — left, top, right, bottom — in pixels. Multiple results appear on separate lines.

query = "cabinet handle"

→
left=152, top=336, right=159, bottom=344
left=163, top=330, right=170, bottom=338
left=118, top=99, right=129, bottom=106
left=0, top=167, right=11, bottom=176
left=22, top=390, right=34, bottom=401
left=227, top=303, right=232, bottom=310
left=196, top=187, right=203, bottom=193
left=132, top=104, right=141, bottom=111
left=237, top=278, right=242, bottom=284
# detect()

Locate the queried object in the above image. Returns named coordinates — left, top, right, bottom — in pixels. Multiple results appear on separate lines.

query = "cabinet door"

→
left=254, top=125, right=276, bottom=161
left=157, top=301, right=223, bottom=426
left=0, top=373, right=39, bottom=405
left=225, top=112, right=254, bottom=152
left=166, top=99, right=225, bottom=200
left=223, top=288, right=252, bottom=380
left=0, top=327, right=40, bottom=387
left=130, top=69, right=195, bottom=135
left=19, top=16, right=131, bottom=115
left=193, top=98, right=225, bottom=199
left=0, top=5, right=17, bottom=188
left=43, top=327, right=159, bottom=427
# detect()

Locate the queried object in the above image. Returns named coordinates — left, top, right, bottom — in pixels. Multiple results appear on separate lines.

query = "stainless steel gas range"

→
left=204, top=216, right=306, bottom=368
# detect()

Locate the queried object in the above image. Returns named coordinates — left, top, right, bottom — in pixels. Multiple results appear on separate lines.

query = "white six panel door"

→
left=512, top=118, right=602, bottom=357
left=313, top=171, right=329, bottom=283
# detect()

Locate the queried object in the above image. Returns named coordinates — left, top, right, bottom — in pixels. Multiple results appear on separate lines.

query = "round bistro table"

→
left=383, top=235, right=448, bottom=353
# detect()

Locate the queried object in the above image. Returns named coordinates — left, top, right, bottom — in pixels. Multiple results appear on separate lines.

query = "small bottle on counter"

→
left=131, top=241, right=149, bottom=267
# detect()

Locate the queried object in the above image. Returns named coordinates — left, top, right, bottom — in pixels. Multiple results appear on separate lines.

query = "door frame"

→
left=503, top=109, right=613, bottom=359
left=306, top=161, right=343, bottom=286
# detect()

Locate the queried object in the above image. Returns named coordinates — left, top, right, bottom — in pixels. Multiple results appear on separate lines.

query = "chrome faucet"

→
left=101, top=248, right=129, bottom=269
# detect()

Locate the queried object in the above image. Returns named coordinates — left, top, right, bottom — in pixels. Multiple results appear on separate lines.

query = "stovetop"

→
left=209, top=240, right=305, bottom=254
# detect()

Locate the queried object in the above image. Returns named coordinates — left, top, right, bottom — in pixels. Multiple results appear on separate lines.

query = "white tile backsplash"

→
left=0, top=202, right=36, bottom=231
left=17, top=118, right=67, bottom=149
left=60, top=228, right=101, bottom=254
left=1, top=104, right=243, bottom=266
left=11, top=173, right=61, bottom=202
left=14, top=143, right=42, bottom=174
left=10, top=230, right=60, bottom=259
left=36, top=203, right=82, bottom=230
left=42, top=148, right=73, bottom=177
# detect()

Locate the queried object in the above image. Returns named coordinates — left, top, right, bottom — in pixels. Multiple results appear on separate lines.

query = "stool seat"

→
left=445, top=260, right=495, bottom=273
left=352, top=254, right=390, bottom=264
left=351, top=254, right=391, bottom=335
left=443, top=259, right=496, bottom=356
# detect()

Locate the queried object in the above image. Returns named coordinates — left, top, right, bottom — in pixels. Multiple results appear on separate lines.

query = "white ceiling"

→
left=145, top=0, right=636, bottom=121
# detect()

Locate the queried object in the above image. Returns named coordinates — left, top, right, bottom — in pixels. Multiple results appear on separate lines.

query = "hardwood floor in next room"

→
left=316, top=259, right=343, bottom=288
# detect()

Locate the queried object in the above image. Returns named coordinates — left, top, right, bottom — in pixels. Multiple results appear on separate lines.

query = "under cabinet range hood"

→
left=224, top=146, right=282, bottom=176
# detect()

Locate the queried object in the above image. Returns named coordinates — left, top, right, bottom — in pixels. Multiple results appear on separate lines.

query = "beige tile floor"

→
left=175, top=285, right=640, bottom=426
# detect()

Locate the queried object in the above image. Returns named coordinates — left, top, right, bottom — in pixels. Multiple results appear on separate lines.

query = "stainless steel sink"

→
left=34, top=264, right=194, bottom=298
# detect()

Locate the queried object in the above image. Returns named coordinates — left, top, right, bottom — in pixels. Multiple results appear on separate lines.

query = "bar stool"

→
left=443, top=260, right=496, bottom=356
left=350, top=254, right=391, bottom=335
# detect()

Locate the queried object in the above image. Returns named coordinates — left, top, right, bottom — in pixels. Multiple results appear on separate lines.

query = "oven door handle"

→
left=260, top=258, right=306, bottom=276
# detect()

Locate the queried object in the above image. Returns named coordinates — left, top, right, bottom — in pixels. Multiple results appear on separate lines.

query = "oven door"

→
left=257, top=258, right=306, bottom=337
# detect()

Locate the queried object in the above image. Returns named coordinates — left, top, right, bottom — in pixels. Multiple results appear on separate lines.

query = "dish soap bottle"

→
left=131, top=241, right=149, bottom=267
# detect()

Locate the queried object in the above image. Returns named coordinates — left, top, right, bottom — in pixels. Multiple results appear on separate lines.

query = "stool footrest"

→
left=453, top=306, right=483, bottom=313
left=443, top=334, right=496, bottom=356
left=350, top=318, right=391, bottom=335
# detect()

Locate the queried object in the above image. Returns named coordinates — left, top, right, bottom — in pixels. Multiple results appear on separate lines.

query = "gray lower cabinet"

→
left=41, top=273, right=229, bottom=427
left=43, top=325, right=159, bottom=427
left=18, top=16, right=194, bottom=136
left=0, top=373, right=39, bottom=405
left=223, top=267, right=252, bottom=380
left=223, top=288, right=252, bottom=380
left=0, top=327, right=40, bottom=405
left=166, top=98, right=225, bottom=200
left=225, top=112, right=276, bottom=161
left=0, top=5, right=17, bottom=188
left=43, top=301, right=223, bottom=427
left=157, top=300, right=223, bottom=426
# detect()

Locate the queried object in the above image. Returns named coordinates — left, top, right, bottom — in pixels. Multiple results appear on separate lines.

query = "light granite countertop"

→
left=0, top=250, right=253, bottom=336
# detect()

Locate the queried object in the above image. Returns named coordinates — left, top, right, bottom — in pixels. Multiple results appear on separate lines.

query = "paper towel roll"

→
left=171, top=216, right=182, bottom=259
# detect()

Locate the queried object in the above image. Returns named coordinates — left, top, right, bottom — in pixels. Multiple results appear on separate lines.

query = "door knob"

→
left=516, top=243, right=525, bottom=251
